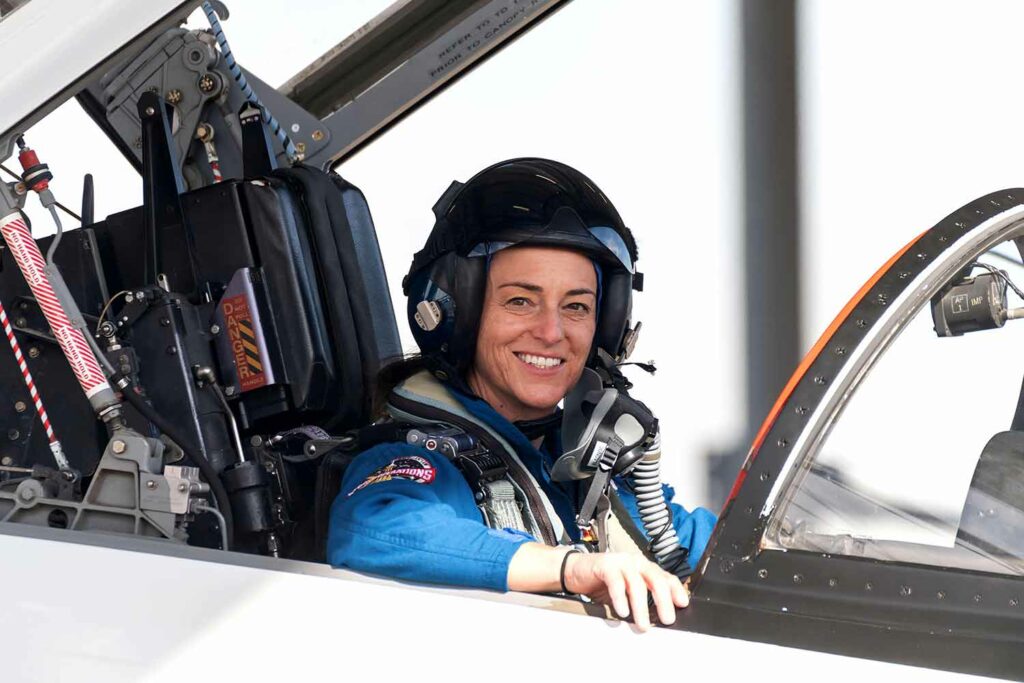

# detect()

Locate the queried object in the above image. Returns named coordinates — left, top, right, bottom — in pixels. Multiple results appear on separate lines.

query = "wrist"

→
left=560, top=549, right=582, bottom=595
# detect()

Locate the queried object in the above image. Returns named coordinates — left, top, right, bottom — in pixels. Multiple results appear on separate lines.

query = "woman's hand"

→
left=507, top=543, right=690, bottom=631
left=563, top=551, right=689, bottom=630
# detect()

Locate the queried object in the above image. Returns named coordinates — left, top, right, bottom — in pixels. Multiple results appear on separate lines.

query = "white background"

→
left=19, top=0, right=1024, bottom=515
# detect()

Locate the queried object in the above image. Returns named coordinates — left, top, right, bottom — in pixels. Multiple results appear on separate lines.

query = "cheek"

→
left=568, top=319, right=597, bottom=360
left=475, top=309, right=521, bottom=368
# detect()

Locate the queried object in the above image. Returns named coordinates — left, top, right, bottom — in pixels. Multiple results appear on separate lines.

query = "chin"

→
left=515, top=386, right=568, bottom=414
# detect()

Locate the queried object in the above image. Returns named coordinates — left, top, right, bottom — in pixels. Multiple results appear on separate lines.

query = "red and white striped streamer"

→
left=0, top=212, right=109, bottom=400
left=0, top=300, right=68, bottom=469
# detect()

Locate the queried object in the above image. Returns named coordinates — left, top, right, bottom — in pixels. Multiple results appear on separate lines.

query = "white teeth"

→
left=516, top=353, right=563, bottom=369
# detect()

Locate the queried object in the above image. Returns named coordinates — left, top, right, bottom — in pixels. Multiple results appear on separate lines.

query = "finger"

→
left=644, top=569, right=677, bottom=625
left=603, top=570, right=630, bottom=620
left=624, top=569, right=652, bottom=631
left=670, top=575, right=690, bottom=608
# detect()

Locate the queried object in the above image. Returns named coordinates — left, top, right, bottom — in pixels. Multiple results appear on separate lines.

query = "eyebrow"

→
left=498, top=282, right=596, bottom=297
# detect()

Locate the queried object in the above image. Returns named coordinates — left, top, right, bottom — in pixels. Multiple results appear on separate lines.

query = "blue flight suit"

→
left=327, top=386, right=717, bottom=591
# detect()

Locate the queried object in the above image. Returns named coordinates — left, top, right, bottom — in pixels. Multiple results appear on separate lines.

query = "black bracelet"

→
left=560, top=549, right=582, bottom=595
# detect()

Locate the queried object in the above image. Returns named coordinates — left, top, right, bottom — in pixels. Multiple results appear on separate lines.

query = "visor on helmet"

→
left=466, top=224, right=634, bottom=273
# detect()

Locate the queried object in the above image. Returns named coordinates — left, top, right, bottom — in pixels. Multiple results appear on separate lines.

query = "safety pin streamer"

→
left=0, top=299, right=68, bottom=469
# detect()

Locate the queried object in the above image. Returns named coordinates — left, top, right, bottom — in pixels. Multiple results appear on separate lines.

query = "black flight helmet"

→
left=404, top=157, right=642, bottom=378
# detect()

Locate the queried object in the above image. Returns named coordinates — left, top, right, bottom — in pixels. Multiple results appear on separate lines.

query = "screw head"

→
left=295, top=142, right=307, bottom=154
left=166, top=89, right=183, bottom=104
left=757, top=568, right=768, bottom=579
left=27, top=347, right=39, bottom=359
left=14, top=401, right=26, bottom=413
left=7, top=429, right=19, bottom=441
left=111, top=439, right=127, bottom=454
left=146, top=480, right=158, bottom=490
left=177, top=482, right=188, bottom=493
left=14, top=317, right=26, bottom=327
left=1, top=456, right=12, bottom=466
left=311, top=129, right=325, bottom=142
left=224, top=386, right=236, bottom=396
left=900, top=585, right=912, bottom=597
left=144, top=106, right=155, bottom=116
left=198, top=74, right=217, bottom=93
left=209, top=324, right=221, bottom=335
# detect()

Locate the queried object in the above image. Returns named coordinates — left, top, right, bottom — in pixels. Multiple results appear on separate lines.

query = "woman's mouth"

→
left=514, top=352, right=564, bottom=370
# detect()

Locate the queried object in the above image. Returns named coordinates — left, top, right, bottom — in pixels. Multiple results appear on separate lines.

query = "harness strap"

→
left=480, top=479, right=528, bottom=533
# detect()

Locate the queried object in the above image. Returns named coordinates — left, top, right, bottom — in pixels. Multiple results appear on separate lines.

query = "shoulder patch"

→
left=348, top=455, right=437, bottom=496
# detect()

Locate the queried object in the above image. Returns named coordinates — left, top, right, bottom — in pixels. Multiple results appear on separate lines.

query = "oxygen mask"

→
left=552, top=368, right=657, bottom=482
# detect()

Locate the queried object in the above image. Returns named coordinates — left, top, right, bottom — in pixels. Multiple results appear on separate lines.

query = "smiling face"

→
left=466, top=245, right=597, bottom=423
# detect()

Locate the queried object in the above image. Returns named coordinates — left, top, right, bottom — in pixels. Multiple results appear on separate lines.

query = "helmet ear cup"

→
left=447, top=254, right=487, bottom=372
left=405, top=252, right=487, bottom=374
left=595, top=270, right=633, bottom=359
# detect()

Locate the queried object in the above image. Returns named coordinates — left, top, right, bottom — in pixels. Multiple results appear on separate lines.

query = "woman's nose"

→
left=532, top=306, right=565, bottom=344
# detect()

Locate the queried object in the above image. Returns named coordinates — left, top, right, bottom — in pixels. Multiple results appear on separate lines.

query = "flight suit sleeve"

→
left=615, top=481, right=717, bottom=567
left=327, top=442, right=534, bottom=591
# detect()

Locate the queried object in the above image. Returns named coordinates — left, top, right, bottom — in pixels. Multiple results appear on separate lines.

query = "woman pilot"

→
left=328, top=158, right=716, bottom=630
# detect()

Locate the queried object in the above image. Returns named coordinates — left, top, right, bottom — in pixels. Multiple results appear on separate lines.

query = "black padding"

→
left=270, top=165, right=402, bottom=429
left=957, top=430, right=1024, bottom=557
left=597, top=269, right=633, bottom=358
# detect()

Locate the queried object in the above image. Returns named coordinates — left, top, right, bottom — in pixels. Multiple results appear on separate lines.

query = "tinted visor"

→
left=468, top=224, right=634, bottom=273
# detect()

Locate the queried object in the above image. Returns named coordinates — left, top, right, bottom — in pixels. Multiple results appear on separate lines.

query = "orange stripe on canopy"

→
left=724, top=230, right=927, bottom=507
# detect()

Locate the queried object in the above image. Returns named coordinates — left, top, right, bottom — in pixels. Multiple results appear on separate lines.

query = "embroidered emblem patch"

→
left=348, top=456, right=437, bottom=496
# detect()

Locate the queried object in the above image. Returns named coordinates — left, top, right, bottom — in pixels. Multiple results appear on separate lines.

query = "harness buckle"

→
left=405, top=425, right=508, bottom=501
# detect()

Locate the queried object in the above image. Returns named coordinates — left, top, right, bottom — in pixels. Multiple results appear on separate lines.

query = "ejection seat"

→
left=0, top=155, right=402, bottom=557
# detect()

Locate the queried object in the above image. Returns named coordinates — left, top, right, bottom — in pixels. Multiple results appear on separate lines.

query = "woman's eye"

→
left=505, top=297, right=532, bottom=308
left=565, top=302, right=592, bottom=315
